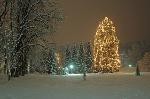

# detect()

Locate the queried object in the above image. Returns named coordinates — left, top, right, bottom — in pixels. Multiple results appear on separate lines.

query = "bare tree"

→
left=0, top=0, right=63, bottom=80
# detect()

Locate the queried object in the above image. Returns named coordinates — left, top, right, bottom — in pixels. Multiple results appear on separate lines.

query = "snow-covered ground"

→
left=0, top=72, right=150, bottom=99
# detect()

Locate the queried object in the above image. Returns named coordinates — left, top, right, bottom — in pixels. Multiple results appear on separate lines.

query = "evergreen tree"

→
left=64, top=46, right=71, bottom=68
left=48, top=48, right=57, bottom=74
left=78, top=42, right=85, bottom=73
left=138, top=51, right=150, bottom=72
left=84, top=42, right=93, bottom=72
left=93, top=17, right=121, bottom=73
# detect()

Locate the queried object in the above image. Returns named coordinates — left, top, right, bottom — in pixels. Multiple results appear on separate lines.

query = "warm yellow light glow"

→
left=55, top=53, right=60, bottom=64
left=93, top=17, right=121, bottom=73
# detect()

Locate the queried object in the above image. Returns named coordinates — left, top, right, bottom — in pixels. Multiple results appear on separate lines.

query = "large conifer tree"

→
left=93, top=17, right=120, bottom=73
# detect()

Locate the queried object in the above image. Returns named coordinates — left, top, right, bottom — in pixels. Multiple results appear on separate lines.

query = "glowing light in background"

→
left=128, top=64, right=132, bottom=67
left=69, top=65, right=74, bottom=69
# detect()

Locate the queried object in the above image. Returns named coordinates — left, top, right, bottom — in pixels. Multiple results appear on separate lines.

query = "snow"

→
left=0, top=72, right=150, bottom=99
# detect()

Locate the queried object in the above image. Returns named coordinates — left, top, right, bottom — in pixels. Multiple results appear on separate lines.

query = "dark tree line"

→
left=120, top=40, right=150, bottom=67
left=138, top=51, right=150, bottom=72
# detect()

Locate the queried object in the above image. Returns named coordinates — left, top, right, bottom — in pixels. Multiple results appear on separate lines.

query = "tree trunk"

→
left=136, top=65, right=140, bottom=76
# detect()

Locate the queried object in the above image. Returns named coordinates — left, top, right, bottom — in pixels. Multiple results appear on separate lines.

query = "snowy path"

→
left=0, top=73, right=150, bottom=99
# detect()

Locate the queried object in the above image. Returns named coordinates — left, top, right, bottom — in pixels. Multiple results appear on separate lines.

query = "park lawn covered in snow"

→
left=0, top=72, right=150, bottom=99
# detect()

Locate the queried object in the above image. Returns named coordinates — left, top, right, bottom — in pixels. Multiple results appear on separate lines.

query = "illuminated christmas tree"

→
left=93, top=17, right=121, bottom=73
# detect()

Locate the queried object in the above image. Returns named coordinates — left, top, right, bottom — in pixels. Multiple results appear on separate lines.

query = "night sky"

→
left=54, top=0, right=150, bottom=45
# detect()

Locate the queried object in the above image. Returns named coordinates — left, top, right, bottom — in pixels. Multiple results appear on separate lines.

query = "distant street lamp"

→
left=128, top=64, right=132, bottom=67
left=70, top=65, right=74, bottom=69
left=69, top=65, right=74, bottom=74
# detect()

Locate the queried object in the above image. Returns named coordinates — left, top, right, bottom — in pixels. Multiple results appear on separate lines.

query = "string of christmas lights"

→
left=93, top=17, right=121, bottom=73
